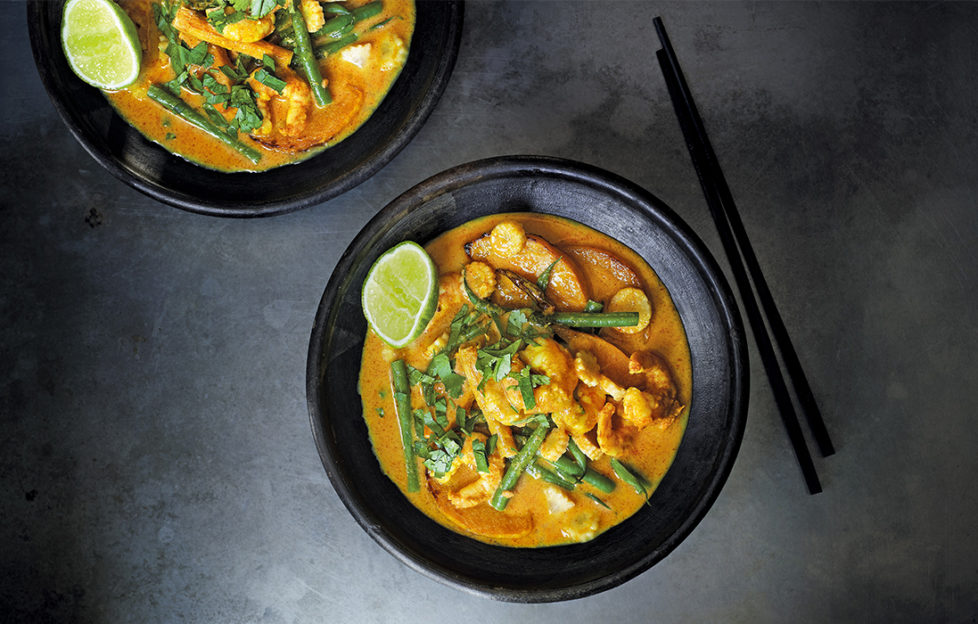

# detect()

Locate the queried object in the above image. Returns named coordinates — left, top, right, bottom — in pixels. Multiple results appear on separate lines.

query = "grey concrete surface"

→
left=2, top=1, right=977, bottom=622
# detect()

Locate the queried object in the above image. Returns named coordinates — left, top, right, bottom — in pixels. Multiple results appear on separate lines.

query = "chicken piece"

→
left=221, top=14, right=275, bottom=42
left=299, top=0, right=324, bottom=32
left=596, top=402, right=635, bottom=457
left=521, top=339, right=575, bottom=388
left=519, top=339, right=589, bottom=429
left=463, top=261, right=496, bottom=300
left=247, top=68, right=312, bottom=137
left=569, top=383, right=605, bottom=436
left=447, top=433, right=505, bottom=509
left=251, top=78, right=364, bottom=151
left=455, top=346, right=524, bottom=426
left=606, top=287, right=652, bottom=334
left=538, top=427, right=569, bottom=463
left=554, top=327, right=645, bottom=389
left=574, top=351, right=626, bottom=402
left=626, top=351, right=684, bottom=428
left=486, top=419, right=518, bottom=459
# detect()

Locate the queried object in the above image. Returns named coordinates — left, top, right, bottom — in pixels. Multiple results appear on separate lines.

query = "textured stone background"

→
left=2, top=1, right=977, bottom=622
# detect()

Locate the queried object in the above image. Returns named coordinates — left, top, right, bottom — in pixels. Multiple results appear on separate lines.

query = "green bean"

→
left=540, top=311, right=639, bottom=328
left=489, top=422, right=550, bottom=510
left=567, top=437, right=588, bottom=473
left=322, top=2, right=350, bottom=16
left=350, top=1, right=383, bottom=22
left=526, top=462, right=576, bottom=491
left=549, top=456, right=616, bottom=494
left=146, top=85, right=261, bottom=164
left=314, top=32, right=359, bottom=58
left=550, top=455, right=583, bottom=479
left=610, top=458, right=649, bottom=495
left=313, top=13, right=354, bottom=40
left=580, top=467, right=617, bottom=494
left=287, top=0, right=331, bottom=106
left=390, top=359, right=419, bottom=492
left=313, top=1, right=385, bottom=58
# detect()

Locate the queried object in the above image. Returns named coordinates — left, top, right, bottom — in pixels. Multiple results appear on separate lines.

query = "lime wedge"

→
left=362, top=241, right=439, bottom=348
left=61, top=0, right=142, bottom=90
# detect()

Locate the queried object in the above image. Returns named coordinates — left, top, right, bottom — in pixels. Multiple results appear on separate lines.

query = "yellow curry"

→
left=359, top=214, right=692, bottom=547
left=103, top=0, right=414, bottom=171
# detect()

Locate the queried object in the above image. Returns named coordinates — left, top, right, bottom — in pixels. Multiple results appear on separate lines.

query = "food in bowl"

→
left=67, top=0, right=414, bottom=171
left=358, top=213, right=692, bottom=547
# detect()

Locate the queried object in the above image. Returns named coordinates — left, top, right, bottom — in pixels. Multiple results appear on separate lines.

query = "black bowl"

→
left=306, top=155, right=748, bottom=601
left=26, top=0, right=463, bottom=217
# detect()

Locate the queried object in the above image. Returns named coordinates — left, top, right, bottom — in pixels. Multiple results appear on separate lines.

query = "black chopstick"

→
left=653, top=17, right=833, bottom=494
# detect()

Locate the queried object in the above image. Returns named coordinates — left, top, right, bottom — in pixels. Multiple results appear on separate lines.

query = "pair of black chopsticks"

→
left=653, top=17, right=834, bottom=494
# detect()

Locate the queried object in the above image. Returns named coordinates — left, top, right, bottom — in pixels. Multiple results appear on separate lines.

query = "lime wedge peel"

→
left=62, top=0, right=142, bottom=90
left=362, top=241, right=440, bottom=348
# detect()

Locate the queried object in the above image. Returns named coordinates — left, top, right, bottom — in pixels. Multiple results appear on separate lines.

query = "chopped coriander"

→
left=253, top=68, right=286, bottom=93
left=376, top=407, right=384, bottom=418
left=251, top=0, right=280, bottom=18
left=485, top=433, right=497, bottom=457
left=536, top=259, right=560, bottom=290
left=472, top=438, right=488, bottom=473
left=164, top=132, right=177, bottom=140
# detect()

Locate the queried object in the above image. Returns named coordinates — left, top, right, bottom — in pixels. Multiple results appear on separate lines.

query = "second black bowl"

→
left=27, top=0, right=463, bottom=217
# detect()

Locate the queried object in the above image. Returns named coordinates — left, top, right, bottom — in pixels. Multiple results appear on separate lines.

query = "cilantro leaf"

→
left=253, top=68, right=287, bottom=93
left=537, top=259, right=560, bottom=290
left=251, top=0, right=277, bottom=18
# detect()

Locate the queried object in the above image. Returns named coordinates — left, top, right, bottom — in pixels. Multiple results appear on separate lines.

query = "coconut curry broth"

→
left=104, top=0, right=414, bottom=171
left=359, top=214, right=692, bottom=547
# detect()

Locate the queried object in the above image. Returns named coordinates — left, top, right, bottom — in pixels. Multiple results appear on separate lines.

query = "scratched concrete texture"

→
left=2, top=1, right=977, bottom=622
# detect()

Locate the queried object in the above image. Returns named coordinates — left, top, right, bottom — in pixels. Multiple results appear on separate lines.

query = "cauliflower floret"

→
left=561, top=510, right=599, bottom=542
left=378, top=35, right=407, bottom=72
left=340, top=43, right=372, bottom=68
left=543, top=486, right=575, bottom=515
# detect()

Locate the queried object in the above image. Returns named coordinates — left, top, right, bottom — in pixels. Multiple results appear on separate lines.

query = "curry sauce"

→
left=359, top=214, right=692, bottom=548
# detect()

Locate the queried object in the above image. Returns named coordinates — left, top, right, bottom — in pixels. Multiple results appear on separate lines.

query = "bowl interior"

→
left=26, top=0, right=463, bottom=217
left=306, top=155, right=748, bottom=602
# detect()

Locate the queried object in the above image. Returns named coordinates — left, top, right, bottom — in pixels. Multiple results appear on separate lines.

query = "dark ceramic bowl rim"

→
left=26, top=0, right=463, bottom=217
left=306, top=155, right=748, bottom=601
